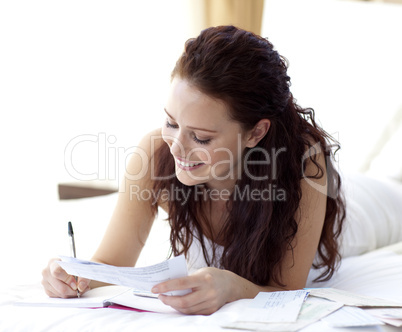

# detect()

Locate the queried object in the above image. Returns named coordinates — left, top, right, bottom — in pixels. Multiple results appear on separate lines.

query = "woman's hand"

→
left=151, top=267, right=239, bottom=315
left=41, top=258, right=91, bottom=298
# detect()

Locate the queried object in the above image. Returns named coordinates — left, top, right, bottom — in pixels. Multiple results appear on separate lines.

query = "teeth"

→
left=177, top=159, right=202, bottom=167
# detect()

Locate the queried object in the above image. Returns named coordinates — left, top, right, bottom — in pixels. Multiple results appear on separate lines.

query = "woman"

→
left=42, top=25, right=345, bottom=315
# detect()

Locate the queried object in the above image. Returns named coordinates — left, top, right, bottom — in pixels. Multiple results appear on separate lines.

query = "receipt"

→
left=244, top=290, right=309, bottom=323
left=58, top=255, right=190, bottom=296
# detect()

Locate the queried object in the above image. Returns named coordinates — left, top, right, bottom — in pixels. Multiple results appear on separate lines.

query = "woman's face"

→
left=161, top=77, right=250, bottom=191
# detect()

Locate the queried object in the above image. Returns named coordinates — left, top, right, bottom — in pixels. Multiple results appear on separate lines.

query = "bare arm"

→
left=91, top=128, right=163, bottom=267
left=42, top=129, right=163, bottom=296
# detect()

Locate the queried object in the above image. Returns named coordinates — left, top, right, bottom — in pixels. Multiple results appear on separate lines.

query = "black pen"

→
left=68, top=221, right=80, bottom=298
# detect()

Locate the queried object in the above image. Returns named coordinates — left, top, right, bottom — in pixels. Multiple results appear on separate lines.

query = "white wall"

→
left=262, top=0, right=402, bottom=177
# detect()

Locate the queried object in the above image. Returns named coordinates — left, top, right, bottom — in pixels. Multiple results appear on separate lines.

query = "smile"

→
left=175, top=158, right=205, bottom=170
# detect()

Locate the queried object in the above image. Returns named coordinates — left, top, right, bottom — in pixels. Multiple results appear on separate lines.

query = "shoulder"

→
left=135, top=127, right=164, bottom=157
left=125, top=128, right=164, bottom=171
left=297, top=136, right=328, bottom=220
left=121, top=128, right=165, bottom=191
left=125, top=128, right=172, bottom=212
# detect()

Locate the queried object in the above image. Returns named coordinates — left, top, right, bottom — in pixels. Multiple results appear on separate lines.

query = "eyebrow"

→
left=164, top=108, right=218, bottom=133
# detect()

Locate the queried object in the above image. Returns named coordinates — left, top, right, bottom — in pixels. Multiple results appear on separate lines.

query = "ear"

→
left=245, top=119, right=271, bottom=148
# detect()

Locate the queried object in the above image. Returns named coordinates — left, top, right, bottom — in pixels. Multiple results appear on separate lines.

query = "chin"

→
left=175, top=170, right=208, bottom=187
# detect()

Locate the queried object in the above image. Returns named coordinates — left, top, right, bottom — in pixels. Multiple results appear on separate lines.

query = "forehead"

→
left=166, top=77, right=230, bottom=123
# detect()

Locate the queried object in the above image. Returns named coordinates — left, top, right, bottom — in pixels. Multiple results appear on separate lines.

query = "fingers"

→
left=153, top=273, right=223, bottom=315
left=41, top=277, right=75, bottom=298
left=41, top=258, right=90, bottom=298
left=152, top=275, right=200, bottom=295
left=77, top=277, right=91, bottom=293
left=158, top=291, right=220, bottom=315
left=42, top=259, right=75, bottom=298
left=152, top=268, right=232, bottom=315
left=42, top=272, right=76, bottom=298
left=49, top=259, right=76, bottom=288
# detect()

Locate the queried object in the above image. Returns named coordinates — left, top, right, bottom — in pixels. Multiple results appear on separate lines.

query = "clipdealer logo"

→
left=63, top=132, right=339, bottom=199
left=64, top=133, right=148, bottom=185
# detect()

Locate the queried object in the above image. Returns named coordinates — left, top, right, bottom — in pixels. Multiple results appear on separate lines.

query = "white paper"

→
left=15, top=285, right=180, bottom=313
left=107, top=288, right=178, bottom=314
left=224, top=297, right=343, bottom=332
left=365, top=308, right=402, bottom=319
left=15, top=285, right=129, bottom=308
left=241, top=290, right=309, bottom=323
left=365, top=308, right=402, bottom=327
left=307, top=288, right=402, bottom=307
left=321, top=306, right=383, bottom=327
left=373, top=317, right=402, bottom=327
left=58, top=255, right=190, bottom=296
left=292, top=296, right=343, bottom=325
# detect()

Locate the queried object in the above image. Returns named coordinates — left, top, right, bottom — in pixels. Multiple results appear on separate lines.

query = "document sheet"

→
left=308, top=288, right=402, bottom=307
left=15, top=285, right=129, bottom=308
left=365, top=308, right=402, bottom=327
left=321, top=306, right=383, bottom=327
left=243, top=290, right=309, bottom=323
left=58, top=255, right=190, bottom=296
left=224, top=296, right=343, bottom=331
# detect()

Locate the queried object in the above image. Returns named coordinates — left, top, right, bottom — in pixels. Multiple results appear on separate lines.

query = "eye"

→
left=165, top=119, right=211, bottom=145
left=193, top=136, right=211, bottom=145
left=166, top=120, right=179, bottom=129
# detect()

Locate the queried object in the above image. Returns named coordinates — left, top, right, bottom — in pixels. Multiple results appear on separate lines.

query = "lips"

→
left=175, top=157, right=205, bottom=170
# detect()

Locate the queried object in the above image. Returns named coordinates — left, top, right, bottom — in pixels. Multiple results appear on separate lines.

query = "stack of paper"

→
left=308, top=288, right=402, bottom=308
left=309, top=288, right=402, bottom=328
left=224, top=288, right=402, bottom=331
left=224, top=291, right=343, bottom=332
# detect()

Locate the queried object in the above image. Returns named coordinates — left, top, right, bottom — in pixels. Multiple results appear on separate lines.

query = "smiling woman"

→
left=42, top=25, right=346, bottom=315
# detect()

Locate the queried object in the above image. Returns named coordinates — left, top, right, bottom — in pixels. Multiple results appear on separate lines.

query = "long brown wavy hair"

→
left=152, top=25, right=346, bottom=286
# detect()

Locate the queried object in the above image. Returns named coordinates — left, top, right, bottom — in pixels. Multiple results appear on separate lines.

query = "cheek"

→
left=211, top=150, right=233, bottom=166
left=186, top=148, right=213, bottom=164
left=213, top=141, right=239, bottom=161
left=161, top=127, right=173, bottom=147
left=208, top=140, right=243, bottom=168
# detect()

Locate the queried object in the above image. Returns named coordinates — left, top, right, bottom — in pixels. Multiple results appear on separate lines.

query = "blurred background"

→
left=1, top=0, right=401, bottom=285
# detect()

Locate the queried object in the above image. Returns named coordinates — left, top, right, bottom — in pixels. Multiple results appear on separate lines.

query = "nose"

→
left=170, top=138, right=184, bottom=157
left=163, top=130, right=186, bottom=158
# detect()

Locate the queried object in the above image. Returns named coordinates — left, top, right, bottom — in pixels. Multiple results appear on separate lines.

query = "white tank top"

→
left=186, top=236, right=224, bottom=274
